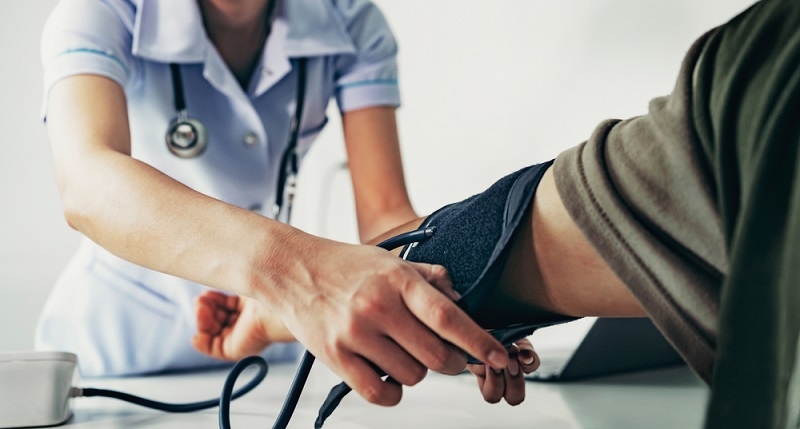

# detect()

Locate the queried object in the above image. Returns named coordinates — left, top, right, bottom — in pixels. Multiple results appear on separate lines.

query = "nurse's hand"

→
left=259, top=234, right=509, bottom=407
left=192, top=290, right=294, bottom=361
left=466, top=339, right=539, bottom=405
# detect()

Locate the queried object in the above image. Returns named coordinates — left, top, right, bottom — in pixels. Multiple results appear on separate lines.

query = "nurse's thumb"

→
left=408, top=262, right=460, bottom=302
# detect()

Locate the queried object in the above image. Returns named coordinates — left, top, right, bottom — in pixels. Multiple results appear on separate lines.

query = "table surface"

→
left=64, top=359, right=709, bottom=429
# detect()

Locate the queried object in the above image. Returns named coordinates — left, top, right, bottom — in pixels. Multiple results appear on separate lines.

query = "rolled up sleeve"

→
left=333, top=0, right=400, bottom=112
left=40, top=0, right=137, bottom=119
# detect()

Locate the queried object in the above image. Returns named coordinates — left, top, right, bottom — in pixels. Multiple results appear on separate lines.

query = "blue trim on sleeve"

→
left=337, top=79, right=398, bottom=89
left=54, top=48, right=129, bottom=76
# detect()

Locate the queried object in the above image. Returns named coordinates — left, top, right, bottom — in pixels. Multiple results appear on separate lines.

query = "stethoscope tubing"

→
left=273, top=58, right=307, bottom=222
left=166, top=57, right=307, bottom=222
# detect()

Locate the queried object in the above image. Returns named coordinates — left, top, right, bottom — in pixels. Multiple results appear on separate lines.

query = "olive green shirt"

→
left=554, top=0, right=800, bottom=427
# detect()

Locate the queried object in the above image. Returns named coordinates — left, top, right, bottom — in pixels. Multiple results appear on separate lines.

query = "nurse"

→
left=35, top=0, right=508, bottom=401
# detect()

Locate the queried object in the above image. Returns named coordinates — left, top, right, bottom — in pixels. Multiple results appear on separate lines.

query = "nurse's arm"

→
left=46, top=75, right=508, bottom=405
left=46, top=74, right=285, bottom=297
left=342, top=106, right=418, bottom=243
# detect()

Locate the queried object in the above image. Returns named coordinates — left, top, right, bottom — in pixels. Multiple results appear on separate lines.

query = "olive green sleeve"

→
left=553, top=29, right=723, bottom=384
left=554, top=0, right=800, bottom=427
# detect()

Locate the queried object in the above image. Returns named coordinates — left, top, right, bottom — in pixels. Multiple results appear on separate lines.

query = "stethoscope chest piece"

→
left=166, top=111, right=208, bottom=158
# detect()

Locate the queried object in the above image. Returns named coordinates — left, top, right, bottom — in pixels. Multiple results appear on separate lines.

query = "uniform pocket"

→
left=39, top=247, right=182, bottom=376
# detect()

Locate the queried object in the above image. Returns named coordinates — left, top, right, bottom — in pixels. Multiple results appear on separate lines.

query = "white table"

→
left=64, top=360, right=708, bottom=429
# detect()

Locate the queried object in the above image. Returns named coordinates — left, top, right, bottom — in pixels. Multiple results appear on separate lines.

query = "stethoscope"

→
left=165, top=58, right=308, bottom=223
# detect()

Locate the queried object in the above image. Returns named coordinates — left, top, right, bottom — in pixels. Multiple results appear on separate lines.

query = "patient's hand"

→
left=467, top=338, right=539, bottom=406
left=192, top=290, right=295, bottom=361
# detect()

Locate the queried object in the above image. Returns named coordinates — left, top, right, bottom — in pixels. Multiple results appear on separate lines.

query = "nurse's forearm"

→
left=46, top=75, right=307, bottom=299
left=56, top=150, right=304, bottom=298
left=342, top=106, right=418, bottom=243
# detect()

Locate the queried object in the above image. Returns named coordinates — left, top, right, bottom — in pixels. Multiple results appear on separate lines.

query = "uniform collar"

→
left=130, top=0, right=356, bottom=63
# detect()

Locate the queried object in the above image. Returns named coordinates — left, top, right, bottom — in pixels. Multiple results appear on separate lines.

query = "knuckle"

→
left=350, top=291, right=385, bottom=319
left=361, top=386, right=380, bottom=404
left=343, top=317, right=361, bottom=338
left=382, top=263, right=416, bottom=293
left=425, top=343, right=453, bottom=372
left=360, top=383, right=390, bottom=405
left=404, top=364, right=427, bottom=386
left=319, top=344, right=335, bottom=364
left=322, top=336, right=346, bottom=362
left=428, top=299, right=458, bottom=327
left=380, top=261, right=405, bottom=280
left=430, top=264, right=449, bottom=280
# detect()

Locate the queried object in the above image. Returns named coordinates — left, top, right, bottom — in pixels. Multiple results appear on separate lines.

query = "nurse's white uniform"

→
left=35, top=0, right=401, bottom=377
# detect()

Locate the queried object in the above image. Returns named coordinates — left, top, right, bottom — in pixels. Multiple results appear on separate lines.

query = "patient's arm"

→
left=501, top=167, right=646, bottom=318
left=371, top=167, right=646, bottom=320
left=369, top=166, right=646, bottom=407
left=466, top=338, right=539, bottom=405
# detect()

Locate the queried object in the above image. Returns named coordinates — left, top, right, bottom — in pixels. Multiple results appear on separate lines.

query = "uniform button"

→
left=243, top=132, right=258, bottom=146
left=264, top=68, right=273, bottom=76
left=248, top=203, right=262, bottom=213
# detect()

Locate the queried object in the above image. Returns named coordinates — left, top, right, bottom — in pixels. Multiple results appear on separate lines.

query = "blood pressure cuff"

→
left=405, top=160, right=575, bottom=341
left=315, top=160, right=574, bottom=428
left=406, top=160, right=555, bottom=326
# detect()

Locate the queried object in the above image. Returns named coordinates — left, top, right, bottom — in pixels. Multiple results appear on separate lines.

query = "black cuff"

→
left=404, top=160, right=574, bottom=349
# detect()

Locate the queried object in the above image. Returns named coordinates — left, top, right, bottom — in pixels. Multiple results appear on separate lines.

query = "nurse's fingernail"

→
left=508, top=359, right=520, bottom=377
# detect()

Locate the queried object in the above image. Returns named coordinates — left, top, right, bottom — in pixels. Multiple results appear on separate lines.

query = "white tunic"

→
left=35, top=0, right=401, bottom=376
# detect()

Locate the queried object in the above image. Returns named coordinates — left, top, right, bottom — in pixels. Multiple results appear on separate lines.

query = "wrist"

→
left=243, top=223, right=320, bottom=313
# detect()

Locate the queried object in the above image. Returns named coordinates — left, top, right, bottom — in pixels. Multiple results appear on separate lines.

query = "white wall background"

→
left=0, top=0, right=754, bottom=352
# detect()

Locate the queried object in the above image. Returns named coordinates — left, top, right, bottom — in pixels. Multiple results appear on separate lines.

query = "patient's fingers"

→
left=195, top=292, right=243, bottom=334
left=195, top=302, right=222, bottom=334
left=467, top=341, right=532, bottom=405
left=195, top=296, right=229, bottom=334
left=503, top=345, right=526, bottom=405
left=191, top=324, right=227, bottom=357
left=468, top=364, right=526, bottom=405
left=516, top=339, right=540, bottom=374
left=472, top=365, right=505, bottom=404
left=198, top=290, right=240, bottom=312
left=502, top=367, right=525, bottom=405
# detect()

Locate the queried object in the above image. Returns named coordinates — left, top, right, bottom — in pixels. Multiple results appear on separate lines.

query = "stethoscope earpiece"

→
left=166, top=112, right=208, bottom=158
